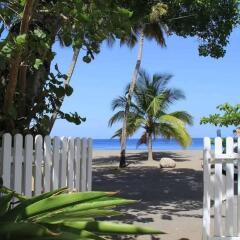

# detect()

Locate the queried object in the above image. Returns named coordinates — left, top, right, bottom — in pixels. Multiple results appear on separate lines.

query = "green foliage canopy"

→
left=201, top=103, right=240, bottom=127
left=0, top=0, right=238, bottom=135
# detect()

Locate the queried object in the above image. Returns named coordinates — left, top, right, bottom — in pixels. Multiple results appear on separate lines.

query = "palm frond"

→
left=146, top=94, right=166, bottom=116
left=156, top=115, right=192, bottom=147
left=169, top=111, right=193, bottom=126
left=106, top=34, right=116, bottom=48
left=136, top=131, right=147, bottom=147
left=152, top=74, right=172, bottom=93
left=111, top=96, right=127, bottom=111
left=156, top=122, right=191, bottom=148
left=120, top=27, right=139, bottom=48
left=144, top=22, right=166, bottom=47
left=159, top=114, right=185, bottom=127
left=111, top=128, right=122, bottom=139
left=108, top=111, right=125, bottom=127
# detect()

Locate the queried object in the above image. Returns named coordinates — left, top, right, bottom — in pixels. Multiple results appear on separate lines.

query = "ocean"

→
left=93, top=138, right=203, bottom=150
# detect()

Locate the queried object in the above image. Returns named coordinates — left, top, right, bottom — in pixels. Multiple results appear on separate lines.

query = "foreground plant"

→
left=0, top=186, right=163, bottom=240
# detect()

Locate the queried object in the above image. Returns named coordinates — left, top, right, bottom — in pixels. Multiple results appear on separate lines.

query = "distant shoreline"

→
left=92, top=138, right=204, bottom=151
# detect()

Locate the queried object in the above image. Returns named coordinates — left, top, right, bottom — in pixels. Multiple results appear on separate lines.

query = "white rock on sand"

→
left=159, top=157, right=176, bottom=168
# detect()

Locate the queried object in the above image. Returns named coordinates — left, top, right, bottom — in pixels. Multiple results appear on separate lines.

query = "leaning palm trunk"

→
left=48, top=47, right=80, bottom=133
left=120, top=31, right=144, bottom=168
left=147, top=133, right=154, bottom=161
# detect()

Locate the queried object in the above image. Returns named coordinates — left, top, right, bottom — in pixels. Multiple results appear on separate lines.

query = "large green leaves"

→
left=0, top=222, right=59, bottom=238
left=21, top=192, right=115, bottom=219
left=62, top=221, right=163, bottom=235
left=0, top=188, right=162, bottom=239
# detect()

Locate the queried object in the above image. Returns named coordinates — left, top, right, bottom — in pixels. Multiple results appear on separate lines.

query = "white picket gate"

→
left=203, top=137, right=240, bottom=240
left=0, top=133, right=92, bottom=197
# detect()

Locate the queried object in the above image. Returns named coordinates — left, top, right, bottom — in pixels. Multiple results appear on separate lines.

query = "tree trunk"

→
left=3, top=0, right=37, bottom=124
left=48, top=47, right=81, bottom=133
left=119, top=30, right=144, bottom=168
left=147, top=132, right=154, bottom=161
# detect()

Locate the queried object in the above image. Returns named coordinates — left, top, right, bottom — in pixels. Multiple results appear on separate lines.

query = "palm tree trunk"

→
left=119, top=30, right=144, bottom=168
left=48, top=47, right=80, bottom=133
left=147, top=133, right=154, bottom=161
left=3, top=0, right=37, bottom=127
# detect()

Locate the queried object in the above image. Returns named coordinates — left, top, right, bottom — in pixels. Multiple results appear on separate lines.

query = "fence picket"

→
left=67, top=137, right=74, bottom=191
left=81, top=138, right=87, bottom=191
left=35, top=135, right=43, bottom=195
left=13, top=134, right=23, bottom=194
left=75, top=138, right=81, bottom=191
left=215, top=137, right=223, bottom=237
left=60, top=137, right=68, bottom=188
left=52, top=137, right=60, bottom=190
left=1, top=134, right=12, bottom=189
left=23, top=135, right=33, bottom=197
left=44, top=136, right=52, bottom=192
left=87, top=138, right=92, bottom=191
left=238, top=138, right=240, bottom=236
left=203, top=137, right=211, bottom=240
left=226, top=137, right=235, bottom=236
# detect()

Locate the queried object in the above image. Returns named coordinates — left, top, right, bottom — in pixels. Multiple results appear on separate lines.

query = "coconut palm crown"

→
left=109, top=70, right=193, bottom=161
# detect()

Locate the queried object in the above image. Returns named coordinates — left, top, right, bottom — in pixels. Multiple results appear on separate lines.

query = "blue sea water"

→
left=93, top=138, right=203, bottom=150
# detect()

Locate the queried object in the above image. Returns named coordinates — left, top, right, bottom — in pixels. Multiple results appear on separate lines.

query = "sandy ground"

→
left=92, top=150, right=203, bottom=240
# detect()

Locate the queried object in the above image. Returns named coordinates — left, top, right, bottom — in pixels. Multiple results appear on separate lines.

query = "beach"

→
left=92, top=150, right=203, bottom=240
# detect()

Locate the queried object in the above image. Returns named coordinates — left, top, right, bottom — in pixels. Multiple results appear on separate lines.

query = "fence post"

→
left=80, top=138, right=87, bottom=191
left=13, top=134, right=23, bottom=195
left=214, top=137, right=223, bottom=237
left=87, top=138, right=92, bottom=191
left=226, top=137, right=235, bottom=236
left=203, top=137, right=211, bottom=240
left=35, top=135, right=43, bottom=195
left=74, top=138, right=81, bottom=191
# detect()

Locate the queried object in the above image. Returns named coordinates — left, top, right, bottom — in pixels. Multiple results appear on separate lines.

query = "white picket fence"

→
left=203, top=137, right=240, bottom=240
left=0, top=133, right=92, bottom=197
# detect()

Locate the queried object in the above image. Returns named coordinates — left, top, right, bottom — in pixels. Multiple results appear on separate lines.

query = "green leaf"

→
left=0, top=192, right=13, bottom=217
left=0, top=223, right=59, bottom=238
left=62, top=221, right=164, bottom=235
left=3, top=188, right=67, bottom=221
left=21, top=192, right=116, bottom=219
left=65, top=85, right=73, bottom=96
left=117, top=7, right=133, bottom=17
left=54, top=86, right=66, bottom=98
left=34, top=58, right=43, bottom=69
left=83, top=55, right=91, bottom=63
left=36, top=209, right=121, bottom=224
left=15, top=34, right=27, bottom=45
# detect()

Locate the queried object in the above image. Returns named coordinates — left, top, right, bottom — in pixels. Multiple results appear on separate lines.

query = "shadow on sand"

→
left=92, top=152, right=202, bottom=240
left=93, top=151, right=197, bottom=167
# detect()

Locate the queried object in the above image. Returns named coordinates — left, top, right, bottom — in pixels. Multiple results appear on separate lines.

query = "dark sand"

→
left=92, top=150, right=203, bottom=240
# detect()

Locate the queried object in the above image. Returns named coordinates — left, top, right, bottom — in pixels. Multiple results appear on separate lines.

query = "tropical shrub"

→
left=0, top=184, right=163, bottom=240
left=200, top=103, right=240, bottom=127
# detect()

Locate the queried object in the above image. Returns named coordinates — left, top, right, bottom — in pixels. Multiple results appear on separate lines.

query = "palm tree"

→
left=116, top=3, right=168, bottom=167
left=109, top=70, right=193, bottom=162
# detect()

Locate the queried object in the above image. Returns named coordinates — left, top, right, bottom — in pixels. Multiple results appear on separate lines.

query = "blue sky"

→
left=52, top=28, right=240, bottom=139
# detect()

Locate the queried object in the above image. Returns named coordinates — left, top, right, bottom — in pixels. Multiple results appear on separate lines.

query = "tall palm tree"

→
left=116, top=3, right=168, bottom=167
left=109, top=70, right=193, bottom=162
